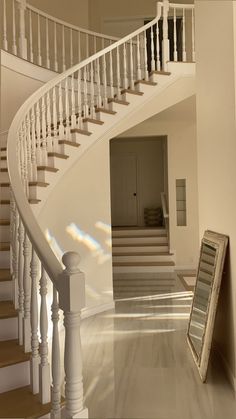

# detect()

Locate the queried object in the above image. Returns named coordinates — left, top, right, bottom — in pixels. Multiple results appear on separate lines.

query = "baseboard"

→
left=81, top=301, right=115, bottom=319
left=213, top=342, right=236, bottom=393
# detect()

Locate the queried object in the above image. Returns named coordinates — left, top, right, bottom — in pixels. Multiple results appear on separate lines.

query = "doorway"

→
left=110, top=136, right=167, bottom=227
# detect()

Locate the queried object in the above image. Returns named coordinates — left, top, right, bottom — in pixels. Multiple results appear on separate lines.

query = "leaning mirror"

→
left=187, top=230, right=228, bottom=382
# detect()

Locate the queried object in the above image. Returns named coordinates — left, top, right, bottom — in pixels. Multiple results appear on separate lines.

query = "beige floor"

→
left=81, top=273, right=236, bottom=419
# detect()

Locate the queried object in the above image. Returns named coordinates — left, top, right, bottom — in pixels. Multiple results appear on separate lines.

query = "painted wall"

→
left=38, top=139, right=114, bottom=313
left=119, top=96, right=199, bottom=269
left=110, top=137, right=165, bottom=226
left=195, top=0, right=236, bottom=389
left=28, top=0, right=89, bottom=29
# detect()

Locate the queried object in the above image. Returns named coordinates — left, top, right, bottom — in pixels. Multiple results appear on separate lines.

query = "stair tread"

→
left=95, top=107, right=117, bottom=115
left=71, top=128, right=92, bottom=136
left=113, top=261, right=175, bottom=267
left=150, top=70, right=171, bottom=76
left=0, top=147, right=7, bottom=151
left=0, top=168, right=8, bottom=172
left=48, top=152, right=69, bottom=159
left=113, top=242, right=167, bottom=247
left=108, top=98, right=130, bottom=106
left=0, top=301, right=17, bottom=319
left=29, top=181, right=49, bottom=187
left=0, top=156, right=7, bottom=160
left=0, top=385, right=52, bottom=418
left=0, top=339, right=30, bottom=368
left=37, top=166, right=58, bottom=172
left=29, top=199, right=41, bottom=204
left=83, top=117, right=104, bottom=125
left=0, top=269, right=12, bottom=282
left=112, top=234, right=167, bottom=239
left=0, top=182, right=10, bottom=187
left=113, top=252, right=173, bottom=256
left=0, top=219, right=10, bottom=225
left=59, top=139, right=80, bottom=147
left=134, top=79, right=157, bottom=86
left=0, top=242, right=10, bottom=251
left=121, top=88, right=144, bottom=96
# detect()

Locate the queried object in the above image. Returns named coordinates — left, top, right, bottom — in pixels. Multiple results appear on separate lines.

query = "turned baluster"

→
left=3, top=0, right=8, bottom=51
left=71, top=74, right=76, bottom=129
left=83, top=66, right=89, bottom=118
left=12, top=0, right=17, bottom=55
left=58, top=82, right=65, bottom=140
left=26, top=112, right=32, bottom=182
left=54, top=22, right=58, bottom=72
left=51, top=286, right=61, bottom=418
left=29, top=9, right=33, bottom=62
left=23, top=232, right=31, bottom=353
left=129, top=39, right=134, bottom=89
left=36, top=101, right=42, bottom=165
left=173, top=8, right=178, bottom=62
left=182, top=8, right=187, bottom=62
left=30, top=248, right=40, bottom=394
left=86, top=34, right=89, bottom=58
left=58, top=252, right=88, bottom=418
left=12, top=199, right=19, bottom=309
left=96, top=58, right=102, bottom=108
left=156, top=6, right=161, bottom=71
left=78, top=32, right=81, bottom=62
left=39, top=266, right=51, bottom=404
left=52, top=87, right=58, bottom=151
left=18, top=219, right=24, bottom=346
left=31, top=106, right=37, bottom=182
left=37, top=14, right=42, bottom=66
left=46, top=18, right=50, bottom=69
left=41, top=95, right=48, bottom=166
left=46, top=91, right=53, bottom=152
left=18, top=0, right=27, bottom=59
left=90, top=62, right=95, bottom=119
left=70, top=28, right=73, bottom=67
left=109, top=48, right=114, bottom=99
left=77, top=69, right=82, bottom=128
left=62, top=25, right=66, bottom=71
left=103, top=54, right=108, bottom=105
left=137, top=35, right=142, bottom=81
left=94, top=36, right=97, bottom=54
left=162, top=0, right=170, bottom=71
left=65, top=77, right=70, bottom=138
left=116, top=46, right=121, bottom=98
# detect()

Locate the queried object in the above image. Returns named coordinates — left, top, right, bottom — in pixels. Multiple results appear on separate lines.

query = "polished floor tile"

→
left=81, top=273, right=236, bottom=419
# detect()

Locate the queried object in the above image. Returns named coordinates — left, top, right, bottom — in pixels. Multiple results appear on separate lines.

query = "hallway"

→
left=81, top=274, right=236, bottom=419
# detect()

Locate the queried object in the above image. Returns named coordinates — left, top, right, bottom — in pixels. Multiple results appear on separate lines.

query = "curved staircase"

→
left=0, top=0, right=195, bottom=417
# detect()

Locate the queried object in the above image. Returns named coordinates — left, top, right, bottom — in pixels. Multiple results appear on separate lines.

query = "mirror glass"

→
left=187, top=231, right=228, bottom=382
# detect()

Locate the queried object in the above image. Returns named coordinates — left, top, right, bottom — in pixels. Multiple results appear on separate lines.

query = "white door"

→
left=110, top=152, right=138, bottom=226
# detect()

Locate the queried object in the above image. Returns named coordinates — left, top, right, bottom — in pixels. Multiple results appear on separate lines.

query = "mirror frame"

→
left=187, top=230, right=228, bottom=382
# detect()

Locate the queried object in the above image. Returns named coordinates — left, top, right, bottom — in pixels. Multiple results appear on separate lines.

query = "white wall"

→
left=38, top=139, right=114, bottom=313
left=119, top=96, right=199, bottom=268
left=195, top=0, right=236, bottom=389
left=28, top=0, right=89, bottom=29
left=110, top=137, right=165, bottom=226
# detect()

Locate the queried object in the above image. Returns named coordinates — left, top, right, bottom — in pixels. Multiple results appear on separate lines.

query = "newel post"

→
left=162, top=0, right=170, bottom=71
left=58, top=252, right=88, bottom=419
left=17, top=0, right=27, bottom=59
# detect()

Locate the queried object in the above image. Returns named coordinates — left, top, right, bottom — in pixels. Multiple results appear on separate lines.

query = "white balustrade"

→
left=18, top=0, right=27, bottom=59
left=12, top=0, right=17, bottom=55
left=182, top=8, right=187, bottom=62
left=162, top=0, right=170, bottom=71
left=46, top=18, right=50, bottom=69
left=51, top=286, right=61, bottom=418
left=3, top=0, right=8, bottom=51
left=37, top=13, right=42, bottom=66
left=17, top=219, right=24, bottom=346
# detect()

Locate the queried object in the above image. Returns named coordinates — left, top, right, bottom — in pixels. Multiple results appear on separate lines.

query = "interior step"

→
left=112, top=227, right=167, bottom=237
left=112, top=253, right=174, bottom=263
left=0, top=269, right=12, bottom=301
left=0, top=340, right=30, bottom=393
left=113, top=261, right=175, bottom=273
left=0, top=385, right=51, bottom=418
left=112, top=244, right=169, bottom=253
left=112, top=236, right=168, bottom=245
left=0, top=301, right=18, bottom=341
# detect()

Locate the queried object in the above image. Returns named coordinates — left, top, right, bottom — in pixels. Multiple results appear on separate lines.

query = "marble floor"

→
left=80, top=273, right=236, bottom=419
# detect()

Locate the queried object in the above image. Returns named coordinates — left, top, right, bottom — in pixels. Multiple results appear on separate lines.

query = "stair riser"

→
left=112, top=228, right=167, bottom=237
left=150, top=73, right=171, bottom=85
left=59, top=142, right=81, bottom=156
left=0, top=251, right=10, bottom=268
left=0, top=361, right=30, bottom=393
left=47, top=156, right=68, bottom=170
left=0, top=206, right=10, bottom=219
left=29, top=186, right=49, bottom=201
left=37, top=171, right=56, bottom=184
left=0, top=225, right=10, bottom=241
left=112, top=255, right=174, bottom=263
left=83, top=121, right=104, bottom=133
left=108, top=101, right=130, bottom=113
left=113, top=265, right=174, bottom=273
left=135, top=83, right=156, bottom=94
left=112, top=236, right=168, bottom=245
left=112, top=245, right=169, bottom=253
left=0, top=317, right=18, bottom=341
left=0, top=280, right=13, bottom=301
left=95, top=112, right=117, bottom=123
left=121, top=92, right=144, bottom=105
left=0, top=187, right=10, bottom=200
